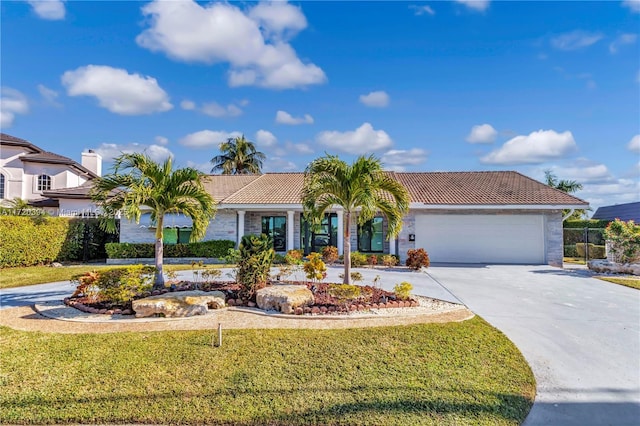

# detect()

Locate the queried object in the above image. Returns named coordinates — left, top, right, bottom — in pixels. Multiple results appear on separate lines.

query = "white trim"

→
left=287, top=211, right=295, bottom=252
left=411, top=203, right=588, bottom=210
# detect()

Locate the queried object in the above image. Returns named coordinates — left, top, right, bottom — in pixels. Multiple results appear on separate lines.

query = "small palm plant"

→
left=237, top=234, right=275, bottom=300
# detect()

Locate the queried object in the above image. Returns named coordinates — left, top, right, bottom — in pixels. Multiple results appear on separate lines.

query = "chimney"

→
left=82, top=150, right=102, bottom=177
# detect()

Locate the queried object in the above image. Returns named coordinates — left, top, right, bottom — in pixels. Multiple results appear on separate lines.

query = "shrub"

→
left=272, top=253, right=287, bottom=264
left=564, top=245, right=579, bottom=257
left=322, top=246, right=339, bottom=265
left=303, top=252, right=327, bottom=282
left=381, top=254, right=399, bottom=267
left=223, top=248, right=241, bottom=264
left=406, top=248, right=430, bottom=270
left=604, top=219, right=640, bottom=263
left=71, top=265, right=155, bottom=305
left=350, top=251, right=368, bottom=267
left=393, top=282, right=413, bottom=300
left=367, top=255, right=378, bottom=267
left=105, top=240, right=235, bottom=259
left=563, top=219, right=609, bottom=229
left=285, top=249, right=304, bottom=265
left=0, top=216, right=68, bottom=267
left=575, top=243, right=606, bottom=260
left=329, top=284, right=361, bottom=307
left=338, top=271, right=364, bottom=283
left=237, top=234, right=275, bottom=300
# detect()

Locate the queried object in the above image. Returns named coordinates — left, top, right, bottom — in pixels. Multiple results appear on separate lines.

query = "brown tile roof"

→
left=202, top=175, right=261, bottom=202
left=395, top=171, right=588, bottom=206
left=220, top=173, right=305, bottom=204
left=20, top=151, right=98, bottom=178
left=43, top=181, right=94, bottom=198
left=0, top=133, right=43, bottom=154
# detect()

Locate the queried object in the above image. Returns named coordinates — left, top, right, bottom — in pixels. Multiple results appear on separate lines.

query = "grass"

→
left=563, top=257, right=586, bottom=265
left=596, top=276, right=640, bottom=290
left=0, top=264, right=211, bottom=289
left=0, top=317, right=535, bottom=425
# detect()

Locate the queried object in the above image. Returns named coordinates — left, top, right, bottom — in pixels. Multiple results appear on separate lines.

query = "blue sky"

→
left=1, top=0, right=639, bottom=212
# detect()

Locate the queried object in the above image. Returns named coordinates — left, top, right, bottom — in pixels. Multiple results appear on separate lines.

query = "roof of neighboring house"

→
left=43, top=181, right=94, bottom=199
left=394, top=171, right=588, bottom=206
left=591, top=202, right=640, bottom=222
left=202, top=175, right=260, bottom=202
left=1, top=133, right=98, bottom=178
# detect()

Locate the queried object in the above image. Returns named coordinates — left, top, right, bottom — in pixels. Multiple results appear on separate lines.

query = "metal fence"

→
left=563, top=227, right=606, bottom=260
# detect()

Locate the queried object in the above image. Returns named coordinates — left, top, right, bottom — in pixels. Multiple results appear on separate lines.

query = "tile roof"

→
left=202, top=175, right=260, bottom=202
left=43, top=181, right=94, bottom=198
left=0, top=132, right=43, bottom=154
left=221, top=173, right=305, bottom=204
left=394, top=171, right=588, bottom=206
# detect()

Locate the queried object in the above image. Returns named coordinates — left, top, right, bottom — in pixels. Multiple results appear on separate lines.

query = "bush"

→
left=237, top=234, right=275, bottom=300
left=393, top=282, right=413, bottom=300
left=105, top=240, right=235, bottom=259
left=71, top=265, right=155, bottom=305
left=285, top=249, right=304, bottom=265
left=563, top=219, right=609, bottom=229
left=329, top=284, right=361, bottom=306
left=303, top=252, right=327, bottom=282
left=338, top=271, right=364, bottom=283
left=604, top=219, right=640, bottom=263
left=367, top=255, right=378, bottom=267
left=406, top=248, right=430, bottom=270
left=321, top=246, right=339, bottom=265
left=350, top=251, right=368, bottom=267
left=575, top=243, right=606, bottom=259
left=381, top=254, right=399, bottom=267
left=564, top=245, right=579, bottom=257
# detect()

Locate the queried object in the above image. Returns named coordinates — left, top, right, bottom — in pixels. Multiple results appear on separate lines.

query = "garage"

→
left=414, top=214, right=545, bottom=264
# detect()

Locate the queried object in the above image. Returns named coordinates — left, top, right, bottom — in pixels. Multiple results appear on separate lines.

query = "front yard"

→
left=0, top=317, right=535, bottom=425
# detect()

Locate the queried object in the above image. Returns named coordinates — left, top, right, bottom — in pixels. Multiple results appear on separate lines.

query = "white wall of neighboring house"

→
left=0, top=146, right=26, bottom=202
left=58, top=198, right=102, bottom=216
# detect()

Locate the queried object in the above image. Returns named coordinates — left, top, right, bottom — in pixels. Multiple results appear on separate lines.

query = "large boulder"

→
left=256, top=285, right=314, bottom=314
left=132, top=290, right=226, bottom=318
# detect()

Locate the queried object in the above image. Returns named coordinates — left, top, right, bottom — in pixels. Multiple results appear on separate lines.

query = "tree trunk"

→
left=343, top=211, right=351, bottom=284
left=154, top=215, right=165, bottom=290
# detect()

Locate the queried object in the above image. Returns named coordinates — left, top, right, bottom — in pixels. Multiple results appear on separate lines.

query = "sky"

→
left=1, top=0, right=639, bottom=213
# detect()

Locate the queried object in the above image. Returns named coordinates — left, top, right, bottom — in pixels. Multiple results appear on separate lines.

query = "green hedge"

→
left=105, top=240, right=235, bottom=259
left=563, top=219, right=609, bottom=229
left=563, top=228, right=605, bottom=245
left=0, top=216, right=118, bottom=267
left=575, top=243, right=606, bottom=259
left=564, top=244, right=579, bottom=257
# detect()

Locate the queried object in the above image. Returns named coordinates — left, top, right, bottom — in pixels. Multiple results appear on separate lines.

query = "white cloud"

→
left=481, top=129, right=577, bottom=165
left=179, top=130, right=241, bottom=149
left=622, top=0, right=640, bottom=13
left=285, top=141, right=314, bottom=155
left=454, top=0, right=490, bottom=12
left=609, top=33, right=638, bottom=54
left=628, top=134, right=640, bottom=153
left=201, top=101, right=243, bottom=118
left=93, top=142, right=173, bottom=164
left=263, top=156, right=298, bottom=172
left=136, top=0, right=326, bottom=89
left=155, top=136, right=169, bottom=146
left=186, top=160, right=211, bottom=174
left=180, top=100, right=196, bottom=110
left=359, top=91, right=390, bottom=108
left=275, top=110, right=313, bottom=125
left=548, top=161, right=611, bottom=184
left=466, top=123, right=497, bottom=144
left=37, top=84, right=61, bottom=107
left=381, top=149, right=428, bottom=171
left=255, top=130, right=277, bottom=147
left=316, top=123, right=393, bottom=155
left=248, top=1, right=307, bottom=39
left=410, top=5, right=435, bottom=16
left=27, top=0, right=65, bottom=20
left=550, top=30, right=603, bottom=51
left=61, top=65, right=173, bottom=115
left=0, top=87, right=29, bottom=128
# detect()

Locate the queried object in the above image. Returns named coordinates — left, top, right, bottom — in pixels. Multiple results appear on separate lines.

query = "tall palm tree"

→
left=544, top=170, right=587, bottom=219
left=91, top=153, right=216, bottom=289
left=302, top=154, right=410, bottom=284
left=210, top=135, right=266, bottom=174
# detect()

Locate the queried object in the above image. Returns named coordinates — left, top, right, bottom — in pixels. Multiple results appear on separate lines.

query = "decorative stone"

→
left=247, top=301, right=256, bottom=308
left=304, top=306, right=312, bottom=314
left=113, top=309, right=122, bottom=315
left=227, top=299, right=235, bottom=306
left=588, top=260, right=640, bottom=276
left=121, top=309, right=132, bottom=315
left=256, top=285, right=314, bottom=314
left=311, top=306, right=320, bottom=314
left=371, top=303, right=379, bottom=309
left=320, top=306, right=328, bottom=314
left=132, top=290, right=226, bottom=318
left=50, top=262, right=63, bottom=268
left=294, top=307, right=304, bottom=315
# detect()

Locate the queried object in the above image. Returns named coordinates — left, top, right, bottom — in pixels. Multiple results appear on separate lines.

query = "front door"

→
left=301, top=213, right=338, bottom=255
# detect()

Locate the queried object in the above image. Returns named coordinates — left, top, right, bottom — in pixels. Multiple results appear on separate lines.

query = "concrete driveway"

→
left=426, top=264, right=640, bottom=426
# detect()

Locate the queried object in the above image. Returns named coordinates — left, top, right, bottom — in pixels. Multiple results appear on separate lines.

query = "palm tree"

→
left=91, top=153, right=216, bottom=289
left=544, top=170, right=587, bottom=219
left=210, top=135, right=266, bottom=174
left=301, top=154, right=410, bottom=284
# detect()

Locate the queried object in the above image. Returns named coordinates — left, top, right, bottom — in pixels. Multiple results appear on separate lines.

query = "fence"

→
left=563, top=227, right=606, bottom=260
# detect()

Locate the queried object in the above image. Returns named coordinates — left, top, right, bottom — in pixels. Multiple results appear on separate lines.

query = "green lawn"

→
left=0, top=317, right=535, bottom=425
left=563, top=257, right=586, bottom=265
left=0, top=264, right=210, bottom=289
left=596, top=276, right=640, bottom=290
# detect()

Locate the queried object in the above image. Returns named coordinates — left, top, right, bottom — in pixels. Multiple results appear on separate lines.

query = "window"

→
left=358, top=217, right=384, bottom=253
left=162, top=227, right=192, bottom=244
left=301, top=213, right=338, bottom=255
left=261, top=216, right=286, bottom=251
left=37, top=174, right=51, bottom=191
left=0, top=174, right=4, bottom=199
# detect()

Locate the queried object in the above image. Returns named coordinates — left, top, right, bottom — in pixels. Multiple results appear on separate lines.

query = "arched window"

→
left=37, top=174, right=51, bottom=191
left=0, top=174, right=5, bottom=199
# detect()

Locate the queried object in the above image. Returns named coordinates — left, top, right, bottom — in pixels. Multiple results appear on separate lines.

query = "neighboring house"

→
left=0, top=133, right=101, bottom=213
left=591, top=202, right=640, bottom=223
left=48, top=171, right=588, bottom=267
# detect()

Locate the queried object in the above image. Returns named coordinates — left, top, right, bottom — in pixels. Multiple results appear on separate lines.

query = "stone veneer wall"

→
left=396, top=209, right=564, bottom=267
left=244, top=210, right=302, bottom=252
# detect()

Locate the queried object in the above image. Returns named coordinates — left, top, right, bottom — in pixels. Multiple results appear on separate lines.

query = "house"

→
left=0, top=133, right=101, bottom=213
left=591, top=202, right=640, bottom=223
left=52, top=171, right=587, bottom=267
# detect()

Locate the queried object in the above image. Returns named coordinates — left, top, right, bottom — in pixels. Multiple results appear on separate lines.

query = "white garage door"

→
left=414, top=214, right=545, bottom=264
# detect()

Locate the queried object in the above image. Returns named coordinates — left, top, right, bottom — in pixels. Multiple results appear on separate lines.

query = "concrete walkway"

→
left=426, top=264, right=640, bottom=426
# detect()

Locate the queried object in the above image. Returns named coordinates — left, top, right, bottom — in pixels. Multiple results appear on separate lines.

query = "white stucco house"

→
left=0, top=133, right=101, bottom=214
left=45, top=170, right=588, bottom=267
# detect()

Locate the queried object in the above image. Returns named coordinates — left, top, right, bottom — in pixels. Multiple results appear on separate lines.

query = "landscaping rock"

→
left=588, top=260, right=640, bottom=276
left=256, top=285, right=314, bottom=314
left=132, top=290, right=226, bottom=318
